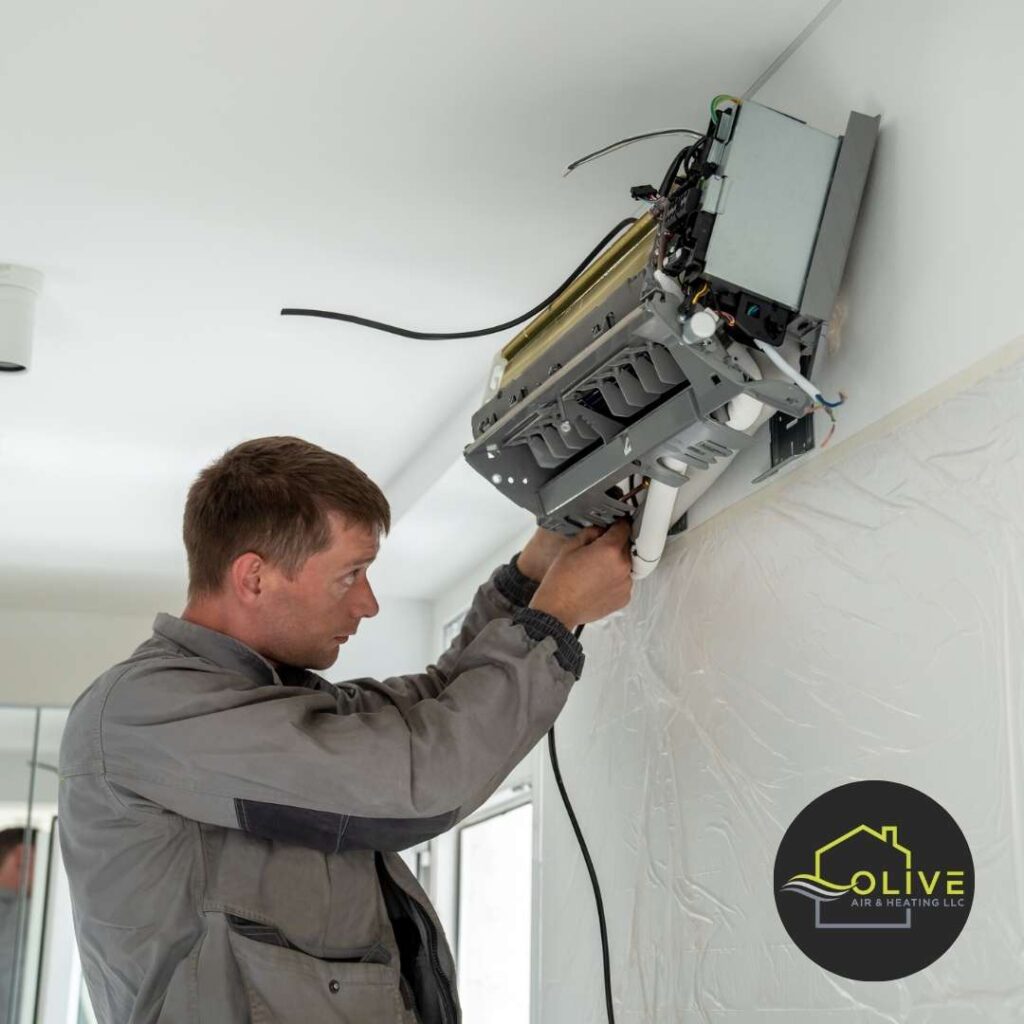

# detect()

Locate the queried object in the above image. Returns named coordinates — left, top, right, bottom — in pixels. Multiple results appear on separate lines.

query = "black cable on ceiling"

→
left=280, top=217, right=638, bottom=341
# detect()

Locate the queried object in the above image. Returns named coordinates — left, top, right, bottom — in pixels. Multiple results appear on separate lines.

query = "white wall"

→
left=536, top=2, right=1024, bottom=1020
left=0, top=595, right=432, bottom=707
left=326, top=595, right=433, bottom=684
left=431, top=529, right=531, bottom=646
left=0, top=606, right=158, bottom=706
left=690, top=0, right=1024, bottom=526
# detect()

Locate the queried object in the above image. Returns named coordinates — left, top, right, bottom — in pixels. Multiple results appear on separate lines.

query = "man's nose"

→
left=354, top=574, right=380, bottom=619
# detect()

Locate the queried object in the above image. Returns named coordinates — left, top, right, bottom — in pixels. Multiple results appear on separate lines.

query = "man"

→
left=0, top=828, right=35, bottom=1022
left=59, top=435, right=632, bottom=1023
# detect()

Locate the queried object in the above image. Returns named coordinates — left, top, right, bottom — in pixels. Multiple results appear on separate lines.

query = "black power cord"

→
left=280, top=218, right=637, bottom=340
left=547, top=622, right=616, bottom=1024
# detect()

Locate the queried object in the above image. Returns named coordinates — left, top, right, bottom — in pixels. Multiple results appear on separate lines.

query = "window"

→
left=455, top=792, right=533, bottom=1024
left=441, top=608, right=469, bottom=650
left=399, top=841, right=432, bottom=895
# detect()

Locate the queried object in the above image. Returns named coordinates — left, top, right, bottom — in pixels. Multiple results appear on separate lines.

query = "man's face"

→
left=255, top=513, right=381, bottom=670
left=0, top=841, right=34, bottom=895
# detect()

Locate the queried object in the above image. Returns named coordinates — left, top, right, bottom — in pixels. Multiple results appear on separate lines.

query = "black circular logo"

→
left=774, top=780, right=974, bottom=981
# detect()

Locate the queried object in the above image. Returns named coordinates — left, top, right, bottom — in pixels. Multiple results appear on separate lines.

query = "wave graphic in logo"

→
left=779, top=873, right=853, bottom=903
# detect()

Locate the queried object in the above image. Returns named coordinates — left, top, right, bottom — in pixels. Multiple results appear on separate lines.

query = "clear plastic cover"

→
left=539, top=349, right=1024, bottom=1021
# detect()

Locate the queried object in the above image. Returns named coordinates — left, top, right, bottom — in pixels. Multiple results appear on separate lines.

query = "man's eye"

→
left=342, top=571, right=358, bottom=585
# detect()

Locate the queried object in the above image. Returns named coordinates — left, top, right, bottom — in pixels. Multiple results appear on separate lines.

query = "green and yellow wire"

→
left=710, top=94, right=742, bottom=124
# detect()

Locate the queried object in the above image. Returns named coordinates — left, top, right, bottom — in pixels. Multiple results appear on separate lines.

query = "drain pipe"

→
left=630, top=344, right=772, bottom=579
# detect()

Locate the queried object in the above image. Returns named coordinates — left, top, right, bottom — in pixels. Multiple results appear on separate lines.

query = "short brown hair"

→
left=0, top=826, right=36, bottom=867
left=183, top=436, right=390, bottom=598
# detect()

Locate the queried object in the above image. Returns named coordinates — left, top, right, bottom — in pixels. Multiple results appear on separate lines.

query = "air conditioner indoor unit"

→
left=463, top=97, right=879, bottom=577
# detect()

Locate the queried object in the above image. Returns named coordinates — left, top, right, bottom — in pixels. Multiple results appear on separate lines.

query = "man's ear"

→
left=229, top=552, right=265, bottom=605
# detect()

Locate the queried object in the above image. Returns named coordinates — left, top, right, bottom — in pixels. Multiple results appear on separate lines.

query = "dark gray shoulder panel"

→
left=234, top=799, right=457, bottom=853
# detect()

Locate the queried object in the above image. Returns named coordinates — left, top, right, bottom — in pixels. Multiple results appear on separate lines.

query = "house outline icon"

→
left=813, top=824, right=913, bottom=930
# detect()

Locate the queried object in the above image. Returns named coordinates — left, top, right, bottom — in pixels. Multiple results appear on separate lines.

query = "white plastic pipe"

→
left=630, top=474, right=684, bottom=579
left=630, top=345, right=770, bottom=579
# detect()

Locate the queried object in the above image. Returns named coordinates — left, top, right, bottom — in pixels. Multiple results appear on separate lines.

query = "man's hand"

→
left=515, top=527, right=575, bottom=583
left=528, top=519, right=633, bottom=630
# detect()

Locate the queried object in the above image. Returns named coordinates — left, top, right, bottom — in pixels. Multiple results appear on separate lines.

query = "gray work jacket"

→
left=58, top=558, right=583, bottom=1023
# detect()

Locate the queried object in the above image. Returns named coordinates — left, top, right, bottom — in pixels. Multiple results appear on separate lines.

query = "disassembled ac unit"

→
left=464, top=98, right=879, bottom=577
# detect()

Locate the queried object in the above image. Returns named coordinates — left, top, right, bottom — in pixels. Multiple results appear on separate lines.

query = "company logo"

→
left=774, top=781, right=973, bottom=980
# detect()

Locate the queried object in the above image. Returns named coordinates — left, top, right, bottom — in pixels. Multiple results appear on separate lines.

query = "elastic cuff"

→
left=512, top=608, right=585, bottom=679
left=493, top=553, right=540, bottom=607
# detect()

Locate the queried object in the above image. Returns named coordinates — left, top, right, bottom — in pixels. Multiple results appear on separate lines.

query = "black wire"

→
left=657, top=142, right=696, bottom=199
left=280, top=218, right=638, bottom=340
left=548, top=622, right=616, bottom=1024
left=656, top=131, right=710, bottom=200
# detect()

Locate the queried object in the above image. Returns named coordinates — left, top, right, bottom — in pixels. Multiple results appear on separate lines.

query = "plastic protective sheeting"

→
left=539, top=345, right=1024, bottom=1022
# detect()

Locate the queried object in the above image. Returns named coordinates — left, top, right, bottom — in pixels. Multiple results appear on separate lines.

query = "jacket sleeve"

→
left=326, top=553, right=545, bottom=716
left=100, top=610, right=584, bottom=855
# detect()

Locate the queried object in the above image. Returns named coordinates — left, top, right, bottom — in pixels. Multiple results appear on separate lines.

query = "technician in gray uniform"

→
left=58, top=435, right=632, bottom=1023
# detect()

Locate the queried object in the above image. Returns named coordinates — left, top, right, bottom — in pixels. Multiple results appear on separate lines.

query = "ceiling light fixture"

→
left=0, top=264, right=44, bottom=372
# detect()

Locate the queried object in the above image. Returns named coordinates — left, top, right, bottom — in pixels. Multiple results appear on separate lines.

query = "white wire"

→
left=562, top=129, right=704, bottom=177
left=753, top=338, right=821, bottom=403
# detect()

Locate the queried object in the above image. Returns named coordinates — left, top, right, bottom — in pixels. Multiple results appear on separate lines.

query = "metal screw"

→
left=559, top=421, right=572, bottom=433
left=329, top=980, right=340, bottom=994
left=491, top=473, right=502, bottom=484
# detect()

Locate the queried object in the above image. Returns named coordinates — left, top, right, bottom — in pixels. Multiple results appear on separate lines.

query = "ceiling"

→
left=0, top=0, right=828, bottom=609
